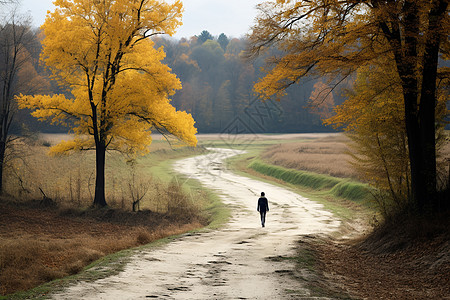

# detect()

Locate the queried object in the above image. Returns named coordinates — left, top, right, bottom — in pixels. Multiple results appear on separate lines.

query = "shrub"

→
left=166, top=178, right=200, bottom=222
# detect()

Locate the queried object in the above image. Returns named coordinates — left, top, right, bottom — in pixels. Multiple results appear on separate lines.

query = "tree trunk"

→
left=0, top=140, right=5, bottom=193
left=418, top=0, right=448, bottom=212
left=391, top=0, right=446, bottom=215
left=405, top=90, right=438, bottom=214
left=404, top=0, right=447, bottom=214
left=0, top=107, right=8, bottom=194
left=90, top=99, right=107, bottom=207
left=93, top=143, right=107, bottom=207
left=418, top=84, right=438, bottom=213
left=404, top=97, right=430, bottom=213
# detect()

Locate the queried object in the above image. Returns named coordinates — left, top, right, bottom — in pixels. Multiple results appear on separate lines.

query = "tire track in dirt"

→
left=51, top=148, right=340, bottom=299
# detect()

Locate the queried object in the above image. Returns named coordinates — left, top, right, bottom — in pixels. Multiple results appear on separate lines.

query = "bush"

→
left=330, top=181, right=373, bottom=203
left=166, top=178, right=200, bottom=222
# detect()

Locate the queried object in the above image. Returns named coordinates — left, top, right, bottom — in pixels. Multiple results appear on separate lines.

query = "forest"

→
left=13, top=28, right=337, bottom=135
left=152, top=31, right=340, bottom=133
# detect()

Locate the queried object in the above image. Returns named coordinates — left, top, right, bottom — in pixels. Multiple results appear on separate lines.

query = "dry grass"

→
left=4, top=136, right=200, bottom=211
left=0, top=201, right=204, bottom=295
left=0, top=135, right=208, bottom=296
left=262, top=133, right=450, bottom=184
left=261, top=134, right=360, bottom=179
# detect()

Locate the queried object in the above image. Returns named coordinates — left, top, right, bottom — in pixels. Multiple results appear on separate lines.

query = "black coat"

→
left=257, top=197, right=269, bottom=212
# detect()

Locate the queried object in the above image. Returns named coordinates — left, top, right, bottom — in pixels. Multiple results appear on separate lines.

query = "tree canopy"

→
left=217, top=33, right=229, bottom=51
left=197, top=30, right=214, bottom=44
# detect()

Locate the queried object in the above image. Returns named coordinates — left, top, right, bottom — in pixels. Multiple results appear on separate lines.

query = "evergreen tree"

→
left=197, top=30, right=213, bottom=44
left=218, top=33, right=229, bottom=51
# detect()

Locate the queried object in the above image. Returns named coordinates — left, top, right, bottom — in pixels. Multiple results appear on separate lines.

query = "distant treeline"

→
left=154, top=31, right=342, bottom=133
left=16, top=29, right=341, bottom=134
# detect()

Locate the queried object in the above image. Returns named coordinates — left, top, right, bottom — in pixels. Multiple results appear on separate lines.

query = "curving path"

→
left=52, top=148, right=340, bottom=299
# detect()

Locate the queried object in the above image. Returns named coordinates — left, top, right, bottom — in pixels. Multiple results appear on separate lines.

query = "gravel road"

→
left=51, top=148, right=340, bottom=299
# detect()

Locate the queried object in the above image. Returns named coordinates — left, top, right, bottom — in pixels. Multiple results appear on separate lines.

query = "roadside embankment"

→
left=248, top=159, right=374, bottom=208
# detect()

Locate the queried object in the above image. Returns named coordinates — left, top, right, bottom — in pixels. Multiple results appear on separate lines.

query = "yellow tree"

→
left=17, top=0, right=197, bottom=207
left=247, top=0, right=449, bottom=213
left=326, top=61, right=411, bottom=215
left=326, top=59, right=448, bottom=216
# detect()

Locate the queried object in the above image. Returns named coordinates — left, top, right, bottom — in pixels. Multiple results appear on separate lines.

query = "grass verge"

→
left=226, top=150, right=373, bottom=222
left=248, top=159, right=375, bottom=208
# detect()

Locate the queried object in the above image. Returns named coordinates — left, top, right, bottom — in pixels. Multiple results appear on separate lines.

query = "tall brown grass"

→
left=0, top=207, right=203, bottom=295
left=3, top=136, right=201, bottom=211
left=262, top=132, right=449, bottom=186
left=262, top=134, right=360, bottom=179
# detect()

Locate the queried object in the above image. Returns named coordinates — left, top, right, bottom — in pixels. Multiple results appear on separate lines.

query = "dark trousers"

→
left=259, top=211, right=267, bottom=227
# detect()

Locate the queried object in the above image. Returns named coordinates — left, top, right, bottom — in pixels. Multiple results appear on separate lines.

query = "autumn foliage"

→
left=248, top=0, right=449, bottom=214
left=16, top=0, right=197, bottom=206
left=326, top=61, right=411, bottom=214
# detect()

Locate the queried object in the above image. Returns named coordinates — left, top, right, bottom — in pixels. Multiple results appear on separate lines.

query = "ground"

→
left=46, top=148, right=342, bottom=299
left=310, top=221, right=450, bottom=299
left=0, top=200, right=203, bottom=296
left=1, top=133, right=449, bottom=299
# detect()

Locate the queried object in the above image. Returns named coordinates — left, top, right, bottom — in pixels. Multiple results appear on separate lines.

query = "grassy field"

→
left=1, top=132, right=448, bottom=298
left=260, top=132, right=450, bottom=185
left=260, top=134, right=359, bottom=179
left=1, top=132, right=359, bottom=297
left=5, top=135, right=204, bottom=210
left=0, top=135, right=224, bottom=297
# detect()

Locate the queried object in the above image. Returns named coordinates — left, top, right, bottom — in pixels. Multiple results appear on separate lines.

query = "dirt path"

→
left=51, top=148, right=340, bottom=299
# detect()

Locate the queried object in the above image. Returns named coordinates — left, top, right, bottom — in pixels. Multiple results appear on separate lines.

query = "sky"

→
left=19, top=0, right=262, bottom=39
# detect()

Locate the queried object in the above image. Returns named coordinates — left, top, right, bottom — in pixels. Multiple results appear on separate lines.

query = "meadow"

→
left=260, top=133, right=450, bottom=186
left=5, top=134, right=203, bottom=209
left=0, top=134, right=214, bottom=296
left=1, top=132, right=448, bottom=297
left=1, top=133, right=346, bottom=296
left=260, top=134, right=359, bottom=179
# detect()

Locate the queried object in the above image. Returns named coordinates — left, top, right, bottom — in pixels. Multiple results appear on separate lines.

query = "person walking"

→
left=257, top=192, right=269, bottom=227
